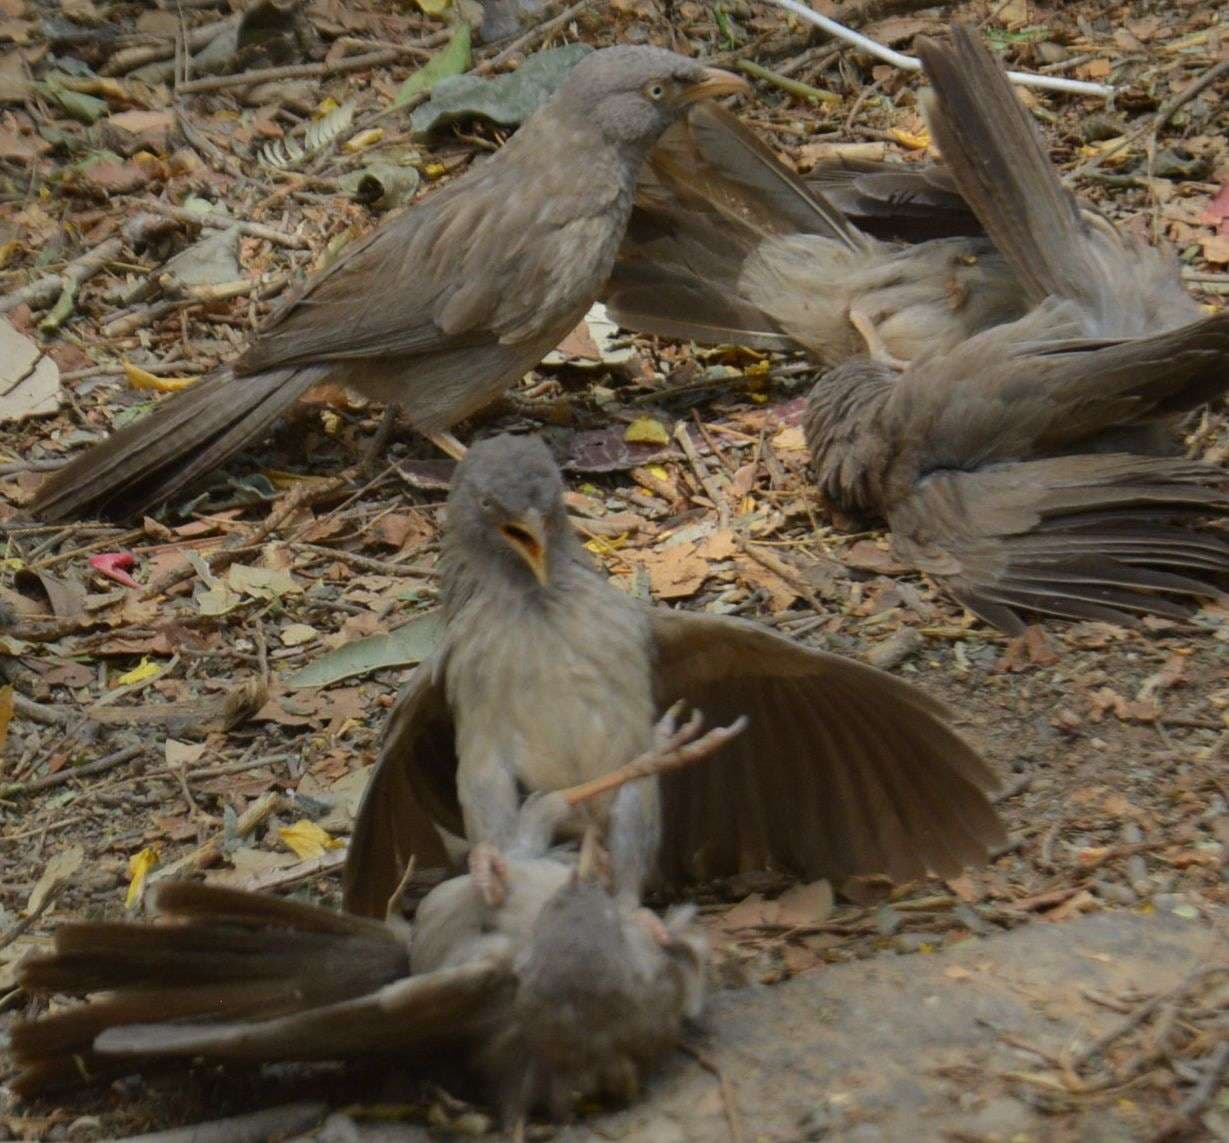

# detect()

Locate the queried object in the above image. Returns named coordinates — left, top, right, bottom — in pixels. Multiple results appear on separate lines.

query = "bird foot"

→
left=426, top=430, right=468, bottom=462
left=469, top=842, right=509, bottom=907
left=558, top=707, right=750, bottom=809
left=848, top=306, right=910, bottom=371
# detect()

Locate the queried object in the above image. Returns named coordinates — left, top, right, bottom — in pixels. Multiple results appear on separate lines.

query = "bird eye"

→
left=646, top=82, right=665, bottom=100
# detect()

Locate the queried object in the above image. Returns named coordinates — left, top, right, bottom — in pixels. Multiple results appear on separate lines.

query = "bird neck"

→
left=440, top=535, right=595, bottom=621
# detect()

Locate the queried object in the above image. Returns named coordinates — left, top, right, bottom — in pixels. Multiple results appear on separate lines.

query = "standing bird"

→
left=342, top=433, right=1005, bottom=919
left=31, top=46, right=748, bottom=522
left=604, top=101, right=1028, bottom=366
left=10, top=781, right=707, bottom=1129
left=804, top=25, right=1229, bottom=634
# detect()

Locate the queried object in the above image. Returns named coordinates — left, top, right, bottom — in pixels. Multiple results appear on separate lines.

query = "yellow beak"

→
left=500, top=510, right=549, bottom=587
left=679, top=66, right=751, bottom=104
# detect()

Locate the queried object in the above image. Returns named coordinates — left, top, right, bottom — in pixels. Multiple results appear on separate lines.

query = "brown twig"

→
left=0, top=237, right=124, bottom=315
left=0, top=745, right=147, bottom=800
left=680, top=1043, right=745, bottom=1143
left=0, top=878, right=66, bottom=951
left=139, top=201, right=307, bottom=249
left=176, top=49, right=403, bottom=94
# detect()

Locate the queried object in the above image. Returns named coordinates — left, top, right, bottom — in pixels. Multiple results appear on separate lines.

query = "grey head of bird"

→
left=557, top=45, right=749, bottom=152
left=443, top=434, right=579, bottom=599
left=487, top=838, right=706, bottom=1123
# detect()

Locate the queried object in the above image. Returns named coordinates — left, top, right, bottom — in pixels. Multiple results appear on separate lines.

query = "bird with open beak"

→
left=344, top=434, right=1006, bottom=918
left=30, top=46, right=749, bottom=522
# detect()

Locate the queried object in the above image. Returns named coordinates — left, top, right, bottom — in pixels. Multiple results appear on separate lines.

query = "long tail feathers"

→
left=891, top=454, right=1229, bottom=634
left=10, top=882, right=409, bottom=1098
left=30, top=365, right=328, bottom=521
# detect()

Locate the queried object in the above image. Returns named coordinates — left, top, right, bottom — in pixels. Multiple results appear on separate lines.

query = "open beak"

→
left=678, top=66, right=751, bottom=105
left=500, top=509, right=549, bottom=587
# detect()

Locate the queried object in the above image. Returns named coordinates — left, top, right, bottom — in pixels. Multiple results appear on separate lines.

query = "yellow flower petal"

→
left=124, top=361, right=199, bottom=393
left=624, top=416, right=671, bottom=446
left=343, top=128, right=384, bottom=153
left=890, top=127, right=931, bottom=150
left=125, top=846, right=159, bottom=908
left=278, top=820, right=344, bottom=860
left=116, top=657, right=161, bottom=686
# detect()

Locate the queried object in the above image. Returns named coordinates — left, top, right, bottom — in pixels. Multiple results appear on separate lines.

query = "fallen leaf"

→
left=624, top=416, right=671, bottom=446
left=27, top=844, right=83, bottom=914
left=124, top=361, right=198, bottom=393
left=774, top=879, right=834, bottom=927
left=278, top=819, right=344, bottom=860
left=286, top=609, right=444, bottom=688
left=115, top=657, right=163, bottom=686
left=226, top=563, right=300, bottom=600
left=1200, top=233, right=1229, bottom=264
left=280, top=623, right=319, bottom=647
left=89, top=551, right=139, bottom=588
left=0, top=317, right=61, bottom=422
left=0, top=684, right=11, bottom=756
left=124, top=846, right=159, bottom=908
left=394, top=22, right=470, bottom=106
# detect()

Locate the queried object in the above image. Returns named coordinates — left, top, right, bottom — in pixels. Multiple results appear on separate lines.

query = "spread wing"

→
left=343, top=653, right=461, bottom=918
left=648, top=610, right=1005, bottom=885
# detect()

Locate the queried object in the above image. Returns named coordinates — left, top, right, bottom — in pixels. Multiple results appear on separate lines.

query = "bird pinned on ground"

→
left=11, top=725, right=722, bottom=1128
left=603, top=100, right=1029, bottom=367
left=341, top=433, right=1006, bottom=922
left=30, top=46, right=749, bottom=523
left=803, top=24, right=1229, bottom=635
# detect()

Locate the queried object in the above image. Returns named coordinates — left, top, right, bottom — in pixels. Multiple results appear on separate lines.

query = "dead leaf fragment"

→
left=27, top=844, right=83, bottom=915
left=278, top=820, right=344, bottom=860
left=0, top=317, right=61, bottom=422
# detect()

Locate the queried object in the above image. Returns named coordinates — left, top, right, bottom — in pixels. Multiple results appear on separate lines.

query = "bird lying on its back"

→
left=31, top=46, right=748, bottom=522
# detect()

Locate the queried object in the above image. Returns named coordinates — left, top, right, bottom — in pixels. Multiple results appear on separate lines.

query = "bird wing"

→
left=806, top=157, right=983, bottom=241
left=646, top=609, right=1005, bottom=885
left=92, top=956, right=511, bottom=1063
left=238, top=145, right=623, bottom=375
left=879, top=306, right=1229, bottom=471
left=604, top=102, right=864, bottom=349
left=343, top=653, right=460, bottom=918
left=887, top=454, right=1229, bottom=635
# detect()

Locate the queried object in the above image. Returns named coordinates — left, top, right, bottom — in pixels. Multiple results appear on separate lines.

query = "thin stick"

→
left=477, top=0, right=594, bottom=75
left=0, top=237, right=124, bottom=315
left=0, top=745, right=147, bottom=799
left=0, top=880, right=66, bottom=951
left=762, top=0, right=1114, bottom=98
left=176, top=49, right=403, bottom=94
left=138, top=201, right=307, bottom=249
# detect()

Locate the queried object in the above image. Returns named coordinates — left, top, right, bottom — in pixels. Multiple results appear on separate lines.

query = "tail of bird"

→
left=30, top=364, right=330, bottom=521
left=605, top=102, right=865, bottom=349
left=889, top=452, right=1229, bottom=634
left=915, top=25, right=1195, bottom=333
left=10, top=881, right=408, bottom=1098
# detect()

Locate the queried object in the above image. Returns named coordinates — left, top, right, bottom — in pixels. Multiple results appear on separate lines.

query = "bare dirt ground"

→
left=1, top=0, right=1227, bottom=1139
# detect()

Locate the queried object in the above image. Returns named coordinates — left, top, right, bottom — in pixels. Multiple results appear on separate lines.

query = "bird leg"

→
left=560, top=706, right=749, bottom=808
left=468, top=841, right=510, bottom=908
left=848, top=305, right=910, bottom=371
left=427, top=430, right=468, bottom=461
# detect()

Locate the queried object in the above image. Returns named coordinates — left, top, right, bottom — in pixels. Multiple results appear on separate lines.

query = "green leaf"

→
left=286, top=609, right=444, bottom=688
left=41, top=76, right=107, bottom=124
left=393, top=23, right=471, bottom=108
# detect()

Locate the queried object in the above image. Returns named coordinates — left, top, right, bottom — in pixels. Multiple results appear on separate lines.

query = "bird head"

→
left=445, top=434, right=574, bottom=593
left=560, top=45, right=748, bottom=151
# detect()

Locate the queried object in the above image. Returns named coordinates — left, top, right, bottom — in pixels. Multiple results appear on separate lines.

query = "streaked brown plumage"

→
left=11, top=789, right=707, bottom=1126
left=804, top=25, right=1229, bottom=635
left=31, top=47, right=747, bottom=522
left=604, top=101, right=1027, bottom=363
left=342, top=434, right=1005, bottom=920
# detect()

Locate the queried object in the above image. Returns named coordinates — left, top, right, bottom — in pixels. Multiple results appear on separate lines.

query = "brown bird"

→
left=342, top=433, right=1005, bottom=920
left=11, top=780, right=708, bottom=1127
left=604, top=101, right=1028, bottom=365
left=30, top=46, right=748, bottom=522
left=804, top=25, right=1229, bottom=634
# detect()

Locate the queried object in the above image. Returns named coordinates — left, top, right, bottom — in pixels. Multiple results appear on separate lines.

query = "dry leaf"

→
left=125, top=846, right=159, bottom=908
left=625, top=416, right=671, bottom=446
left=0, top=683, right=11, bottom=757
left=27, top=844, right=83, bottom=914
left=278, top=819, right=344, bottom=860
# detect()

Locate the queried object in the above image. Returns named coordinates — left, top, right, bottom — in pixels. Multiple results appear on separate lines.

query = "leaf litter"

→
left=0, top=0, right=1227, bottom=1136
